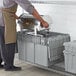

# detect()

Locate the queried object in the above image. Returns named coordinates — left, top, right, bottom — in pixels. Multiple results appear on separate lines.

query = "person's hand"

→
left=41, top=20, right=49, bottom=28
left=11, top=13, right=20, bottom=19
left=14, top=14, right=20, bottom=19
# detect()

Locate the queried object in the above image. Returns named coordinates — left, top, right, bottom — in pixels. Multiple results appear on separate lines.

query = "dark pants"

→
left=0, top=26, right=15, bottom=68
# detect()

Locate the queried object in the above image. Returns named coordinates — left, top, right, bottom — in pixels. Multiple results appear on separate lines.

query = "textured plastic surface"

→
left=63, top=50, right=76, bottom=74
left=63, top=41, right=76, bottom=73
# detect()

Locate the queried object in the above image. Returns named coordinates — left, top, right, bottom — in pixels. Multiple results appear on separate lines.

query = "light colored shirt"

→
left=0, top=0, right=34, bottom=26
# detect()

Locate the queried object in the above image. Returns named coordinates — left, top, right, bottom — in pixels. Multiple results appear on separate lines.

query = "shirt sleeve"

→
left=14, top=0, right=34, bottom=14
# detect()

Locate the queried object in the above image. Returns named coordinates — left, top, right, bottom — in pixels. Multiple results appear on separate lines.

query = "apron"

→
left=2, top=4, right=18, bottom=44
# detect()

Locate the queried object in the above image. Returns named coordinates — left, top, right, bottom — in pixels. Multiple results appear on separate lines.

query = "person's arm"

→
left=32, top=8, right=49, bottom=28
left=14, top=0, right=49, bottom=28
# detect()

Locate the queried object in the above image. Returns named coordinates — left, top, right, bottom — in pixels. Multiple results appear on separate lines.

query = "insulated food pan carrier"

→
left=17, top=30, right=70, bottom=66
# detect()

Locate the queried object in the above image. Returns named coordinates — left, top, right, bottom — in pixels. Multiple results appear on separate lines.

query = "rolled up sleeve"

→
left=14, top=0, right=34, bottom=14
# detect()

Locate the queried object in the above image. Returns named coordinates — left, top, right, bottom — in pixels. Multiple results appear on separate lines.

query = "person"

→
left=0, top=0, right=49, bottom=71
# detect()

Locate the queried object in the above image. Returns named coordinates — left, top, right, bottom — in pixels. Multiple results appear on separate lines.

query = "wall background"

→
left=0, top=0, right=3, bottom=7
left=32, top=3, right=76, bottom=41
left=17, top=3, right=76, bottom=41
